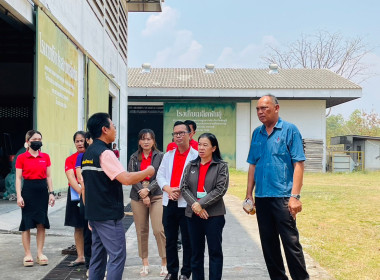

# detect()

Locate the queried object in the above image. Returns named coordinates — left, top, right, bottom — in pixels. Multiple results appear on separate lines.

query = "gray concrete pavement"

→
left=0, top=189, right=332, bottom=279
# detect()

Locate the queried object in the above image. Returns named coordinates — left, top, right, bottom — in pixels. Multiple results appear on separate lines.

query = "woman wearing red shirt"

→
left=64, top=131, right=86, bottom=267
left=16, top=130, right=55, bottom=267
left=128, top=129, right=167, bottom=277
left=181, top=133, right=229, bottom=280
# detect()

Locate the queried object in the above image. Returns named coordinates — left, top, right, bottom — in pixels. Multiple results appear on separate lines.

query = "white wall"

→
left=0, top=0, right=34, bottom=27
left=249, top=99, right=327, bottom=170
left=365, top=140, right=380, bottom=170
left=236, top=103, right=251, bottom=171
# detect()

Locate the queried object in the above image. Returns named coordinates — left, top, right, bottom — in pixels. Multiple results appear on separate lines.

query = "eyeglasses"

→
left=172, top=131, right=189, bottom=137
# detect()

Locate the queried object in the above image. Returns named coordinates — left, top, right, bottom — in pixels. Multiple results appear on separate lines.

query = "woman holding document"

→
left=64, top=131, right=86, bottom=267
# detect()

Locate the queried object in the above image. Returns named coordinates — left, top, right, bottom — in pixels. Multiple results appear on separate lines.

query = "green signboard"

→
left=164, top=102, right=236, bottom=167
left=36, top=7, right=79, bottom=190
left=88, top=60, right=109, bottom=117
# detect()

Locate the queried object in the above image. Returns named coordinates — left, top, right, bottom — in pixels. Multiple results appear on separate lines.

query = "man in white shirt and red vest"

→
left=157, top=121, right=198, bottom=280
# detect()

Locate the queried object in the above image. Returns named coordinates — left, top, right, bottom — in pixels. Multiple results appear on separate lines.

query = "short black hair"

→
left=73, top=131, right=86, bottom=142
left=184, top=120, right=197, bottom=131
left=173, top=121, right=191, bottom=132
left=87, top=112, right=111, bottom=139
left=84, top=131, right=92, bottom=149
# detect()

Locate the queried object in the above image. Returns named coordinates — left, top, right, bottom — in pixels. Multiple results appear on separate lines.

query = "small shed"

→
left=330, top=135, right=380, bottom=171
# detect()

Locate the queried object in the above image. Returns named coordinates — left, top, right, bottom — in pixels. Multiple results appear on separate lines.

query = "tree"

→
left=327, top=110, right=380, bottom=146
left=262, top=31, right=374, bottom=83
left=345, top=109, right=380, bottom=136
left=326, top=113, right=346, bottom=146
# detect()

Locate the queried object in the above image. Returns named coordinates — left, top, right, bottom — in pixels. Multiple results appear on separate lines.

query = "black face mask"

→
left=30, top=141, right=43, bottom=151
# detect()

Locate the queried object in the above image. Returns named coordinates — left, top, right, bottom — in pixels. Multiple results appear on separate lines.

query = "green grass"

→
left=227, top=169, right=380, bottom=280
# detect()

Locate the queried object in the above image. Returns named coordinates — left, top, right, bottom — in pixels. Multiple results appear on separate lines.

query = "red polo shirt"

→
left=15, top=151, right=51, bottom=179
left=197, top=160, right=212, bottom=193
left=170, top=147, right=190, bottom=188
left=65, top=152, right=79, bottom=185
left=166, top=139, right=198, bottom=152
left=140, top=151, right=152, bottom=181
left=113, top=149, right=120, bottom=158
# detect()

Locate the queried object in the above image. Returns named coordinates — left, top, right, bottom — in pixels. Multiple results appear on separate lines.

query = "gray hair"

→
left=262, top=94, right=279, bottom=105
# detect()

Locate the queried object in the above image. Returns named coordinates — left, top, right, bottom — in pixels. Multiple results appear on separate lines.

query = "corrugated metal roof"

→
left=128, top=68, right=361, bottom=89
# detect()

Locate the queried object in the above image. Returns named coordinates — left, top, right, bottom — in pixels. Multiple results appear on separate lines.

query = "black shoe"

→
left=178, top=276, right=189, bottom=280
left=177, top=244, right=182, bottom=251
left=61, top=245, right=77, bottom=255
left=164, top=274, right=176, bottom=280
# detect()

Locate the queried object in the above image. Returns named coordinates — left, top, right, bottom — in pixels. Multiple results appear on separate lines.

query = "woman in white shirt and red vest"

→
left=181, top=133, right=229, bottom=280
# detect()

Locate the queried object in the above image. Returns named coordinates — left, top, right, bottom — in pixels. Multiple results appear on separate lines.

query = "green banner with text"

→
left=164, top=102, right=236, bottom=167
left=36, top=8, right=79, bottom=190
left=88, top=60, right=109, bottom=117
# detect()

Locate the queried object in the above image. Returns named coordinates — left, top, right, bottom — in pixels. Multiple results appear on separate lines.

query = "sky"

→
left=127, top=0, right=380, bottom=118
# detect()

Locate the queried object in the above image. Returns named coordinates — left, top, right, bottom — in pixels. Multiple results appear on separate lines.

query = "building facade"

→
left=128, top=64, right=362, bottom=172
left=0, top=0, right=162, bottom=191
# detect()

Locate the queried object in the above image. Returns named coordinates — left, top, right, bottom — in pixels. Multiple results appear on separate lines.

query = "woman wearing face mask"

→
left=128, top=129, right=167, bottom=277
left=64, top=131, right=86, bottom=267
left=16, top=130, right=55, bottom=267
left=180, top=133, right=229, bottom=280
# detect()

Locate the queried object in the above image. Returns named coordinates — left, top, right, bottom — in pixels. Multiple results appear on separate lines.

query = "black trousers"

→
left=255, top=197, right=309, bottom=280
left=187, top=215, right=225, bottom=280
left=163, top=200, right=192, bottom=278
left=80, top=198, right=92, bottom=268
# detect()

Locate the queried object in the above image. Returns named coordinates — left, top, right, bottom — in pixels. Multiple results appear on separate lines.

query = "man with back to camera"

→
left=166, top=120, right=198, bottom=151
left=245, top=95, right=309, bottom=280
left=81, top=112, right=155, bottom=280
left=157, top=121, right=198, bottom=280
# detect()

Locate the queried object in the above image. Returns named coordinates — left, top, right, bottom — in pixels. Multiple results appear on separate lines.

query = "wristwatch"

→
left=290, top=194, right=301, bottom=200
left=49, top=191, right=55, bottom=196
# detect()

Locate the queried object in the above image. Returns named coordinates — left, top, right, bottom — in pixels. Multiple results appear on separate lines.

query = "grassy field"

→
left=227, top=169, right=380, bottom=280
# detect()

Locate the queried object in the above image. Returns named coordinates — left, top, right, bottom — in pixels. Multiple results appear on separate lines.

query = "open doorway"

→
left=0, top=7, right=35, bottom=196
left=127, top=105, right=163, bottom=161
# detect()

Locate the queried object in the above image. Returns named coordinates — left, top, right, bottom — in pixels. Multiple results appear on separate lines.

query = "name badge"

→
left=197, top=191, right=207, bottom=199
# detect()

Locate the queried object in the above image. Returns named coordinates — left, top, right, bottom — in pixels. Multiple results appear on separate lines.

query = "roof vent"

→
left=205, top=64, right=215, bottom=73
left=141, top=63, right=151, bottom=73
left=268, top=63, right=279, bottom=74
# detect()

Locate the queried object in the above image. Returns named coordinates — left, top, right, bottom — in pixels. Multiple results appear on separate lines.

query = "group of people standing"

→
left=15, top=94, right=310, bottom=280
left=127, top=120, right=229, bottom=280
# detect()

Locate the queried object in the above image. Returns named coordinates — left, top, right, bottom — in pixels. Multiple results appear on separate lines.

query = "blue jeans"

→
left=89, top=219, right=126, bottom=280
left=187, top=215, right=225, bottom=280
